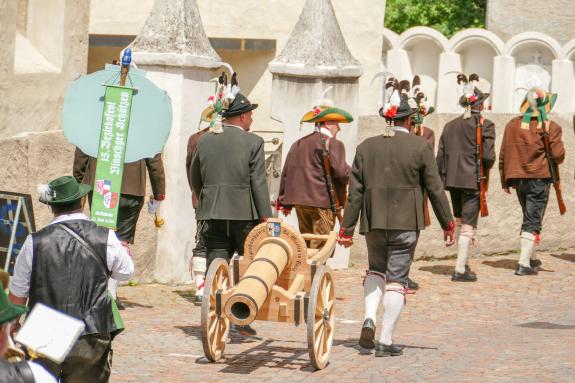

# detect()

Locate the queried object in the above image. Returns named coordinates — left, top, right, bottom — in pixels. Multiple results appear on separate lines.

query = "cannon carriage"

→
left=200, top=219, right=337, bottom=370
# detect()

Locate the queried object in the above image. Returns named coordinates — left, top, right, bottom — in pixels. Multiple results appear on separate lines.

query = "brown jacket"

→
left=411, top=126, right=435, bottom=149
left=73, top=148, right=166, bottom=199
left=278, top=132, right=350, bottom=209
left=499, top=117, right=565, bottom=188
left=186, top=128, right=210, bottom=208
left=436, top=114, right=496, bottom=190
left=342, top=129, right=453, bottom=235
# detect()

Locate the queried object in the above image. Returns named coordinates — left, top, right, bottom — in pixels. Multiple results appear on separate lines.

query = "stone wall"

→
left=350, top=113, right=575, bottom=266
left=487, top=0, right=575, bottom=45
left=0, top=131, right=159, bottom=282
left=0, top=0, right=90, bottom=138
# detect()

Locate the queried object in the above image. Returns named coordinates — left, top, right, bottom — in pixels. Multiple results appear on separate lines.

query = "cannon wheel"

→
left=201, top=258, right=231, bottom=362
left=306, top=265, right=335, bottom=370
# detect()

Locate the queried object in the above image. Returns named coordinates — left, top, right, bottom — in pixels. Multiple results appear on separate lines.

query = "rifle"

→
left=319, top=132, right=344, bottom=225
left=476, top=116, right=489, bottom=217
left=541, top=122, right=567, bottom=215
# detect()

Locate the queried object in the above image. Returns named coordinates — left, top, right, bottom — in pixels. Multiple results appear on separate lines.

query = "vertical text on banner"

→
left=91, top=85, right=133, bottom=229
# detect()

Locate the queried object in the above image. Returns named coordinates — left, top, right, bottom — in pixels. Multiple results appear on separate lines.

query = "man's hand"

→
left=337, top=227, right=353, bottom=248
left=274, top=198, right=292, bottom=216
left=503, top=188, right=511, bottom=194
left=147, top=198, right=162, bottom=214
left=444, top=221, right=456, bottom=247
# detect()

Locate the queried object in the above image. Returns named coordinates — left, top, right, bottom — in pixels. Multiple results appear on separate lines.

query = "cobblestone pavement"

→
left=111, top=251, right=575, bottom=382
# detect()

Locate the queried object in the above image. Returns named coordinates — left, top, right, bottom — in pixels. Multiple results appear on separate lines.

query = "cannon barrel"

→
left=224, top=237, right=293, bottom=325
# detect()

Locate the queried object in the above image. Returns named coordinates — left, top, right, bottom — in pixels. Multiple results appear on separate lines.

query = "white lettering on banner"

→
left=110, top=131, right=125, bottom=175
left=117, top=92, right=130, bottom=131
left=100, top=101, right=117, bottom=163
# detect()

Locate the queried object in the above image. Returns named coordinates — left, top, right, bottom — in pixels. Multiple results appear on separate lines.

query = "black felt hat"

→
left=222, top=93, right=258, bottom=118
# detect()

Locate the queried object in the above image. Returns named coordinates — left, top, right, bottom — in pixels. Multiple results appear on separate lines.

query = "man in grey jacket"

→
left=339, top=88, right=455, bottom=357
left=191, top=92, right=272, bottom=273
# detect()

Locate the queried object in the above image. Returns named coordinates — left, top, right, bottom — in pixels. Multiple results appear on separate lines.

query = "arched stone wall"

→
left=382, top=27, right=575, bottom=114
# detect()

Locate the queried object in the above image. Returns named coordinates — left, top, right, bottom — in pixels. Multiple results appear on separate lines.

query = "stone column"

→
left=436, top=52, right=462, bottom=113
left=551, top=59, right=574, bottom=113
left=131, top=0, right=222, bottom=283
left=269, top=0, right=362, bottom=269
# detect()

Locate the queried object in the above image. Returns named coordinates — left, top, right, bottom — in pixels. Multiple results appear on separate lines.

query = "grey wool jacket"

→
left=342, top=130, right=453, bottom=236
left=190, top=125, right=272, bottom=221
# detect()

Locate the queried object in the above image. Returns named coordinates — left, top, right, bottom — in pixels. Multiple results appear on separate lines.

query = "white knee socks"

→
left=455, top=224, right=474, bottom=274
left=364, top=272, right=385, bottom=322
left=519, top=232, right=536, bottom=267
left=108, top=278, right=119, bottom=299
left=192, top=257, right=207, bottom=297
left=379, top=285, right=405, bottom=346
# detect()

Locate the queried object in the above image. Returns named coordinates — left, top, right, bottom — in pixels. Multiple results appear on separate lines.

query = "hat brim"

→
left=520, top=92, right=557, bottom=115
left=40, top=184, right=92, bottom=206
left=379, top=107, right=417, bottom=120
left=0, top=302, right=28, bottom=325
left=222, top=103, right=258, bottom=118
left=459, top=93, right=490, bottom=108
left=301, top=107, right=354, bottom=123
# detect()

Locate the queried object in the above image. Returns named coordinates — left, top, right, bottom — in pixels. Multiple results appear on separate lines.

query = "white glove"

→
left=147, top=198, right=161, bottom=214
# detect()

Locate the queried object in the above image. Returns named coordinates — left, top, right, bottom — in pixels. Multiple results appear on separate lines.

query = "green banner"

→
left=91, top=85, right=133, bottom=229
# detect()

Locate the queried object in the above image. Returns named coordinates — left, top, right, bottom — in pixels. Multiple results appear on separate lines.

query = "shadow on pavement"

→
left=118, top=299, right=153, bottom=309
left=482, top=259, right=516, bottom=270
left=175, top=325, right=261, bottom=345
left=174, top=289, right=197, bottom=304
left=550, top=253, right=575, bottom=262
left=418, top=265, right=454, bottom=275
left=515, top=321, right=575, bottom=330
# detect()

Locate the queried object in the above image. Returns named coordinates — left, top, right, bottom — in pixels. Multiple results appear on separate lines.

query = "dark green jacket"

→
left=190, top=125, right=272, bottom=220
left=342, top=129, right=453, bottom=235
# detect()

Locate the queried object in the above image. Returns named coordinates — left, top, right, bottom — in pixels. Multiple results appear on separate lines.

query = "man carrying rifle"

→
left=499, top=88, right=565, bottom=276
left=276, top=99, right=351, bottom=249
left=437, top=74, right=495, bottom=282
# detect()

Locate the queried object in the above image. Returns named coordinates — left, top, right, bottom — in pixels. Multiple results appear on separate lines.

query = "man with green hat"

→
left=499, top=88, right=565, bottom=276
left=436, top=74, right=496, bottom=282
left=338, top=79, right=455, bottom=357
left=8, top=175, right=133, bottom=382
left=276, top=97, right=351, bottom=249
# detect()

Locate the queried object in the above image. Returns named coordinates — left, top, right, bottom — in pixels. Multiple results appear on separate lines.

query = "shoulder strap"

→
left=58, top=224, right=111, bottom=277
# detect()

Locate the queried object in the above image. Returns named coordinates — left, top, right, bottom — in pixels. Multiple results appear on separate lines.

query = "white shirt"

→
left=394, top=126, right=410, bottom=134
left=9, top=213, right=134, bottom=298
left=314, top=126, right=334, bottom=138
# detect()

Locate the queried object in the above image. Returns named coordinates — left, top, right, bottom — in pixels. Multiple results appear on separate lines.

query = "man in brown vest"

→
left=276, top=100, right=352, bottom=248
left=436, top=74, right=495, bottom=282
left=339, top=80, right=455, bottom=357
left=499, top=88, right=565, bottom=275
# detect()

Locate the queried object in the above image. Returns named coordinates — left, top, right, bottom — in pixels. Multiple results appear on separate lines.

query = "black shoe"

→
left=374, top=343, right=403, bottom=357
left=515, top=264, right=538, bottom=276
left=359, top=319, right=376, bottom=349
left=407, top=278, right=419, bottom=290
left=530, top=259, right=542, bottom=269
left=230, top=324, right=257, bottom=336
left=116, top=298, right=126, bottom=310
left=194, top=295, right=203, bottom=306
left=451, top=270, right=477, bottom=282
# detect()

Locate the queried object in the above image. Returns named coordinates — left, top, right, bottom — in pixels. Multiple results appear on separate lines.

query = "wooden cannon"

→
left=200, top=219, right=337, bottom=370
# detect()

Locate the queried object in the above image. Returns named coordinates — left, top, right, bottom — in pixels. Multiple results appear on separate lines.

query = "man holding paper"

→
left=8, top=176, right=134, bottom=382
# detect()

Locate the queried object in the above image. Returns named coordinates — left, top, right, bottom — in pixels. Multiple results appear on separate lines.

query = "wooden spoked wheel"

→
left=201, top=258, right=231, bottom=362
left=306, top=266, right=335, bottom=370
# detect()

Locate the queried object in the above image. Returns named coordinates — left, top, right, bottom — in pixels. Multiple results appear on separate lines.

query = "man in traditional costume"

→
left=338, top=78, right=455, bottom=357
left=276, top=98, right=351, bottom=248
left=190, top=90, right=271, bottom=335
left=436, top=74, right=495, bottom=282
left=185, top=74, right=230, bottom=306
left=9, top=176, right=133, bottom=382
left=499, top=88, right=565, bottom=275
